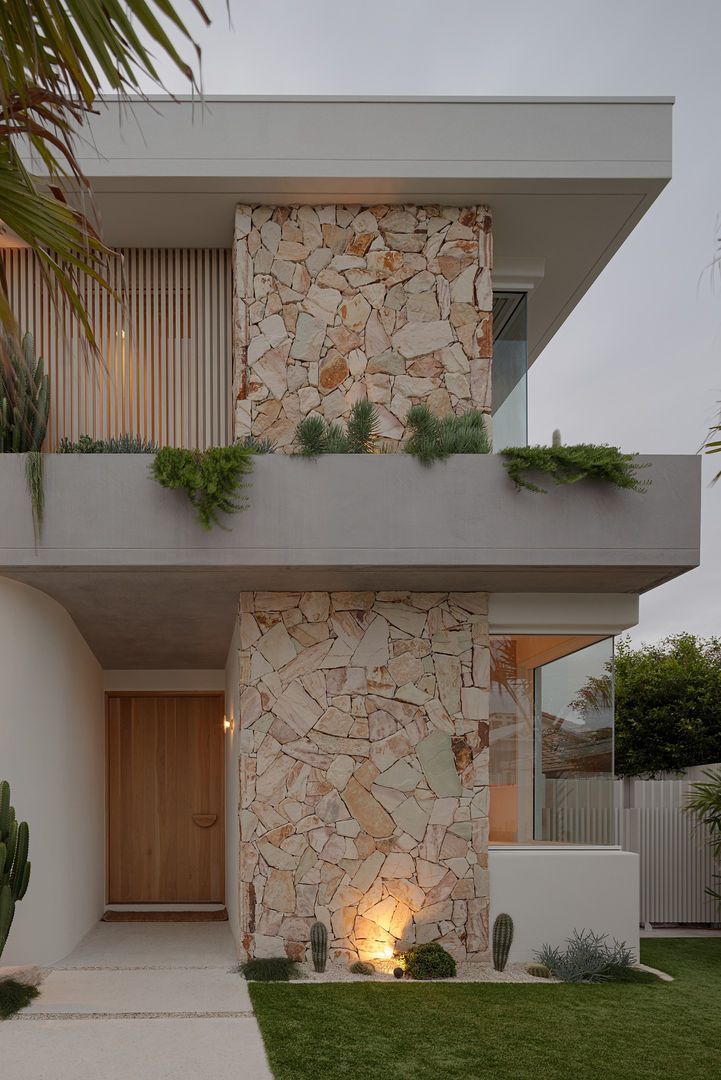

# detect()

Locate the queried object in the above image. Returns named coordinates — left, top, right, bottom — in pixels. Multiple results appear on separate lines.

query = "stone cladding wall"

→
left=237, top=590, right=490, bottom=964
left=232, top=204, right=493, bottom=448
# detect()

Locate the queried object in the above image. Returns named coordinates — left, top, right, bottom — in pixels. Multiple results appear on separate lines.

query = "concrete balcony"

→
left=0, top=453, right=701, bottom=666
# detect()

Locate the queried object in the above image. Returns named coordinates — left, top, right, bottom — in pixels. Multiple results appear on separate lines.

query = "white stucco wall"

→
left=224, top=619, right=241, bottom=955
left=489, top=847, right=640, bottom=962
left=0, top=577, right=104, bottom=965
left=103, top=670, right=225, bottom=691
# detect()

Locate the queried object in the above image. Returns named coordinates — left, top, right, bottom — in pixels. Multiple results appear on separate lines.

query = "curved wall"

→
left=0, top=577, right=104, bottom=965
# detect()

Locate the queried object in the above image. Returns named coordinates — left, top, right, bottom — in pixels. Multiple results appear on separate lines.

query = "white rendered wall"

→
left=224, top=619, right=241, bottom=955
left=103, top=670, right=225, bottom=691
left=0, top=577, right=104, bottom=965
left=489, top=848, right=640, bottom=962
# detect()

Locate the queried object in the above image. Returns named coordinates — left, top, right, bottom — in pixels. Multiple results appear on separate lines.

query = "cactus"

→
left=310, top=921, right=328, bottom=973
left=349, top=960, right=375, bottom=975
left=526, top=963, right=550, bottom=979
left=492, top=912, right=514, bottom=972
left=0, top=781, right=31, bottom=960
left=0, top=331, right=49, bottom=452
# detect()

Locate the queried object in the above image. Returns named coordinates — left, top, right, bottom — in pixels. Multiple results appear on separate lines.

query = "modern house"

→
left=0, top=96, right=700, bottom=968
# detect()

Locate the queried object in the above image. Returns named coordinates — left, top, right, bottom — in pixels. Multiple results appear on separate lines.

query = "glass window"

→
left=492, top=292, right=527, bottom=449
left=489, top=635, right=616, bottom=845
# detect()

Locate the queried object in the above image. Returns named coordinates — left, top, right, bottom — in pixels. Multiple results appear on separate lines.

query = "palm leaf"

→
left=0, top=0, right=210, bottom=381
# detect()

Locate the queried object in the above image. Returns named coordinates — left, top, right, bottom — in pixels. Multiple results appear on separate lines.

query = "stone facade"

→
left=232, top=204, right=493, bottom=448
left=237, top=590, right=490, bottom=964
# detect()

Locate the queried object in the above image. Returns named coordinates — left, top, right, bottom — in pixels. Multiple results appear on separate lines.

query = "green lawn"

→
left=249, top=939, right=721, bottom=1080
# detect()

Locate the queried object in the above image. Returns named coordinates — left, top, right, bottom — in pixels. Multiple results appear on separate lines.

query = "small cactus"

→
left=552, top=428, right=562, bottom=448
left=0, top=780, right=31, bottom=960
left=492, top=912, right=514, bottom=972
left=349, top=960, right=375, bottom=975
left=527, top=963, right=550, bottom=979
left=310, top=920, right=328, bottom=973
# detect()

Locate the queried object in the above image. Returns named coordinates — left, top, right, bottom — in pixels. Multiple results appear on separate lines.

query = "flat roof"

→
left=33, top=96, right=675, bottom=363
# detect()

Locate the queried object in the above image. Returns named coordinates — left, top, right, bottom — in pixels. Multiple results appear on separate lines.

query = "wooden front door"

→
left=107, top=694, right=225, bottom=903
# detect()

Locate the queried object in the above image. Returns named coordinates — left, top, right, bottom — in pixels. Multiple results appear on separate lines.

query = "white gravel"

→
left=247, top=959, right=553, bottom=984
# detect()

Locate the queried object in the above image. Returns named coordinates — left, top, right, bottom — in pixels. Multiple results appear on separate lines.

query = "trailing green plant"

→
left=0, top=331, right=49, bottom=453
left=151, top=444, right=255, bottom=531
left=294, top=400, right=378, bottom=456
left=492, top=912, right=514, bottom=972
left=403, top=942, right=456, bottom=980
left=310, top=920, right=328, bottom=973
left=685, top=767, right=721, bottom=907
left=0, top=978, right=39, bottom=1019
left=0, top=780, right=31, bottom=961
left=404, top=404, right=490, bottom=464
left=349, top=960, right=375, bottom=975
left=526, top=963, right=550, bottom=979
left=535, top=929, right=635, bottom=984
left=25, top=450, right=44, bottom=545
left=501, top=443, right=646, bottom=494
left=57, top=433, right=158, bottom=453
left=241, top=957, right=299, bottom=982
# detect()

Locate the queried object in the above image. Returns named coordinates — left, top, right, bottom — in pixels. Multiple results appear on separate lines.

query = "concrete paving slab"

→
left=56, top=921, right=238, bottom=969
left=4, top=1016, right=273, bottom=1080
left=24, top=968, right=252, bottom=1015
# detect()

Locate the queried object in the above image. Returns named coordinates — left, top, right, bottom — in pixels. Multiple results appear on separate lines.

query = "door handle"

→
left=192, top=813, right=217, bottom=828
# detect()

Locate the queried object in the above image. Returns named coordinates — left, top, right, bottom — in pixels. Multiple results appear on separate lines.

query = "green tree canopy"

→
left=615, top=633, right=721, bottom=777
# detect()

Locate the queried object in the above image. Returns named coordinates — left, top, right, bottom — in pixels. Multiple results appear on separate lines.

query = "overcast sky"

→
left=153, top=0, right=720, bottom=644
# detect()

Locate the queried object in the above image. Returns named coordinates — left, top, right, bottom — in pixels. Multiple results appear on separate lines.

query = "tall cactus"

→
left=0, top=781, right=31, bottom=960
left=492, top=912, right=514, bottom=972
left=310, top=920, right=328, bottom=973
left=0, top=331, right=49, bottom=452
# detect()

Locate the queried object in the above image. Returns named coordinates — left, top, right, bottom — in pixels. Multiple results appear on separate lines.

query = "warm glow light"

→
left=381, top=946, right=394, bottom=960
left=223, top=716, right=233, bottom=733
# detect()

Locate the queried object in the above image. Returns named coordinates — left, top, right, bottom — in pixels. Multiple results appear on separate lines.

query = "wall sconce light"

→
left=223, top=715, right=233, bottom=733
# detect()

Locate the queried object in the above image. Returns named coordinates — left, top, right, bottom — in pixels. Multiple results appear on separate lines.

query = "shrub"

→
left=349, top=960, right=375, bottom=975
left=0, top=978, right=39, bottom=1019
left=57, top=433, right=158, bottom=453
left=294, top=400, right=378, bottom=456
left=404, top=404, right=490, bottom=464
left=403, top=942, right=456, bottom=980
left=501, top=443, right=646, bottom=494
left=535, top=929, right=635, bottom=984
left=0, top=330, right=49, bottom=452
left=151, top=444, right=255, bottom=530
left=615, top=634, right=721, bottom=777
left=240, top=435, right=276, bottom=454
left=241, top=957, right=299, bottom=982
left=685, top=768, right=721, bottom=907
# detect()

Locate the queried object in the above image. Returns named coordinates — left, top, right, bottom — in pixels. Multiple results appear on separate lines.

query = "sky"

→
left=150, top=0, right=720, bottom=645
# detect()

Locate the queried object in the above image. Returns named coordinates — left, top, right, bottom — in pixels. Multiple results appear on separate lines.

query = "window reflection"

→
left=489, top=635, right=615, bottom=845
left=492, top=292, right=527, bottom=448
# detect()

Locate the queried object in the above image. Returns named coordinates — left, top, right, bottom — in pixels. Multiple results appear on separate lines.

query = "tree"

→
left=615, top=634, right=721, bottom=777
left=0, top=1, right=209, bottom=382
left=704, top=405, right=721, bottom=482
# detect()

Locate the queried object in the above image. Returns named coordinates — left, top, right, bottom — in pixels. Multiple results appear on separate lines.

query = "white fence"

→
left=543, top=766, right=721, bottom=925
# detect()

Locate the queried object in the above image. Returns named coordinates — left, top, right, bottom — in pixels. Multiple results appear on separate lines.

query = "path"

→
left=4, top=922, right=273, bottom=1080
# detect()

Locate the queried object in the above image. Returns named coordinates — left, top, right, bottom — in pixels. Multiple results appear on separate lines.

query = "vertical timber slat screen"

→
left=3, top=248, right=232, bottom=449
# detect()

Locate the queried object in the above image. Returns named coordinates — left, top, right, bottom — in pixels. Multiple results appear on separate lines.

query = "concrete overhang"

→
left=0, top=453, right=699, bottom=668
left=41, top=94, right=673, bottom=363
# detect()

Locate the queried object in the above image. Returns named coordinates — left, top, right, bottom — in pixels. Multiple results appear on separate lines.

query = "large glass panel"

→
left=534, top=639, right=615, bottom=844
left=492, top=292, right=527, bottom=449
left=489, top=635, right=616, bottom=845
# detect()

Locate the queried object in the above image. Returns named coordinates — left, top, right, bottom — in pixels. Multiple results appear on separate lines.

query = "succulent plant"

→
left=492, top=913, right=514, bottom=972
left=0, top=781, right=31, bottom=960
left=349, top=960, right=375, bottom=975
left=310, top=920, right=328, bottom=973
left=526, top=963, right=550, bottom=979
